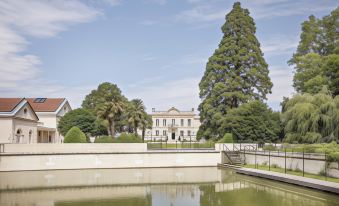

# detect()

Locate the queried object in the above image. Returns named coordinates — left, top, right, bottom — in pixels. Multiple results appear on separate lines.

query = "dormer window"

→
left=34, top=98, right=46, bottom=103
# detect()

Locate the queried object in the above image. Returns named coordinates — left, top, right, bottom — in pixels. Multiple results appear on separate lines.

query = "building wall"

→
left=12, top=119, right=38, bottom=144
left=0, top=118, right=13, bottom=143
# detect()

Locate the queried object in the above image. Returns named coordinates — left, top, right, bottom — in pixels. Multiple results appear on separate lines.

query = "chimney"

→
left=152, top=108, right=155, bottom=112
left=191, top=108, right=194, bottom=112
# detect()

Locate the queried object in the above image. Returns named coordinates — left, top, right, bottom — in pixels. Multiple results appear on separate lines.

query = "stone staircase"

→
left=223, top=151, right=243, bottom=165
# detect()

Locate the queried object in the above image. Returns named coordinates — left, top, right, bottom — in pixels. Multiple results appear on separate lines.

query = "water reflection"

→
left=0, top=167, right=338, bottom=206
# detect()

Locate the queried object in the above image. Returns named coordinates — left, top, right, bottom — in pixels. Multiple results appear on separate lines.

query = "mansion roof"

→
left=0, top=98, right=25, bottom=112
left=151, top=107, right=198, bottom=117
left=27, top=98, right=65, bottom=112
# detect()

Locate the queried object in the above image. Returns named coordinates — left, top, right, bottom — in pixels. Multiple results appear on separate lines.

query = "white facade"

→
left=139, top=107, right=201, bottom=142
left=0, top=100, right=38, bottom=144
left=35, top=100, right=72, bottom=143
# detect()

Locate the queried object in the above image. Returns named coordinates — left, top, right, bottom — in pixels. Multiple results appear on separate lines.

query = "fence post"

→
left=161, top=138, right=162, bottom=149
left=302, top=148, right=305, bottom=177
left=176, top=141, right=177, bottom=149
left=269, top=150, right=271, bottom=171
left=325, top=153, right=327, bottom=181
left=255, top=149, right=257, bottom=169
left=166, top=140, right=167, bottom=149
left=285, top=148, right=287, bottom=174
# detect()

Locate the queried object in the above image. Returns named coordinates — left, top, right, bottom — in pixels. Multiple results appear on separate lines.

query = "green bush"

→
left=113, top=133, right=142, bottom=143
left=94, top=136, right=113, bottom=143
left=328, top=152, right=339, bottom=162
left=94, top=133, right=142, bottom=143
left=218, top=133, right=233, bottom=143
left=64, top=126, right=87, bottom=143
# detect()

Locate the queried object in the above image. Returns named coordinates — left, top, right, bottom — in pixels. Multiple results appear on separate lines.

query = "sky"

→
left=0, top=0, right=337, bottom=112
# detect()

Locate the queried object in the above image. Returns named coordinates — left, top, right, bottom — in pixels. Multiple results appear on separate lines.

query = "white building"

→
left=0, top=98, right=71, bottom=143
left=140, top=107, right=201, bottom=142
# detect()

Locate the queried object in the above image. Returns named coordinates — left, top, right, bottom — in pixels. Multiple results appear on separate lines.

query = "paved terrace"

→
left=233, top=167, right=339, bottom=194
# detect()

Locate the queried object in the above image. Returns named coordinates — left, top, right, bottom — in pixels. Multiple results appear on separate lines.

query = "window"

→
left=180, top=131, right=184, bottom=136
left=156, top=119, right=159, bottom=127
left=181, top=119, right=184, bottom=126
left=172, top=119, right=175, bottom=125
left=163, top=119, right=166, bottom=126
left=188, top=119, right=191, bottom=127
left=163, top=130, right=167, bottom=136
left=23, top=108, right=27, bottom=114
left=188, top=130, right=191, bottom=136
left=34, top=98, right=46, bottom=103
left=156, top=130, right=159, bottom=136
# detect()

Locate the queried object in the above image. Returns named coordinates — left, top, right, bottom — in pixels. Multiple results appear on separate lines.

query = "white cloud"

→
left=125, top=77, right=201, bottom=112
left=140, top=20, right=159, bottom=25
left=144, top=0, right=167, bottom=5
left=267, top=65, right=294, bottom=109
left=175, top=0, right=336, bottom=23
left=261, top=35, right=299, bottom=56
left=0, top=0, right=100, bottom=106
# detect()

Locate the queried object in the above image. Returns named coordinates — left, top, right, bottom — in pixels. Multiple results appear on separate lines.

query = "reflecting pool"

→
left=1, top=167, right=338, bottom=206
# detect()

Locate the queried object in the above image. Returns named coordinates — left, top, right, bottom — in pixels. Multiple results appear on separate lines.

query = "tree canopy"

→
left=282, top=88, right=339, bottom=143
left=222, top=101, right=281, bottom=143
left=82, top=82, right=128, bottom=137
left=290, top=7, right=338, bottom=96
left=58, top=108, right=107, bottom=137
left=198, top=2, right=272, bottom=140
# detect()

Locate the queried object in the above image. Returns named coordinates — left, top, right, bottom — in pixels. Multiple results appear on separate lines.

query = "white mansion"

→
left=139, top=107, right=201, bottom=142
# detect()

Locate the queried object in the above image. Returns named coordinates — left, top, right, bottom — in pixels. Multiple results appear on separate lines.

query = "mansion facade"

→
left=0, top=98, right=71, bottom=144
left=139, top=107, right=201, bottom=142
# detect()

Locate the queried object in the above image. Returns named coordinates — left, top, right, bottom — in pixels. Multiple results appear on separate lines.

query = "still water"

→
left=0, top=167, right=338, bottom=206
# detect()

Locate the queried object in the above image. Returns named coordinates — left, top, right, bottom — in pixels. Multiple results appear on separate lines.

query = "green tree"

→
left=282, top=88, right=339, bottom=143
left=127, top=99, right=147, bottom=136
left=82, top=82, right=128, bottom=137
left=58, top=108, right=106, bottom=138
left=289, top=7, right=338, bottom=95
left=198, top=2, right=272, bottom=139
left=140, top=113, right=153, bottom=142
left=64, top=126, right=87, bottom=143
left=324, top=54, right=339, bottom=96
left=221, top=101, right=281, bottom=143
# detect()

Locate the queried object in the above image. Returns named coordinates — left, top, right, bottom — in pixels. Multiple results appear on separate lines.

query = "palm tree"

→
left=140, top=113, right=153, bottom=142
left=127, top=99, right=146, bottom=136
left=97, top=99, right=125, bottom=137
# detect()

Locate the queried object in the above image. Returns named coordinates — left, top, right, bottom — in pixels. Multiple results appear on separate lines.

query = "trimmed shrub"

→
left=64, top=126, right=87, bottom=143
left=218, top=133, right=233, bottom=143
left=263, top=144, right=276, bottom=151
left=94, top=136, right=113, bottom=143
left=94, top=133, right=142, bottom=143
left=113, top=133, right=142, bottom=143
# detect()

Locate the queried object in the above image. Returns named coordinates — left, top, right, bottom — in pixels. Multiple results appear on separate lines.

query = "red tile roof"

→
left=27, top=98, right=65, bottom=112
left=0, top=98, right=25, bottom=112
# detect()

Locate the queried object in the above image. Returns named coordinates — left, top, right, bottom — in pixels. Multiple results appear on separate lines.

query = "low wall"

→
left=243, top=152, right=339, bottom=178
left=0, top=151, right=221, bottom=171
left=0, top=143, right=147, bottom=153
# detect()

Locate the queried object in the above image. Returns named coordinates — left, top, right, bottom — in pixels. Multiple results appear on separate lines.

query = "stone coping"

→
left=233, top=167, right=339, bottom=194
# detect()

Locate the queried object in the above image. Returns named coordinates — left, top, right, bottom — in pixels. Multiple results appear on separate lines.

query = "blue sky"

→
left=0, top=0, right=337, bottom=112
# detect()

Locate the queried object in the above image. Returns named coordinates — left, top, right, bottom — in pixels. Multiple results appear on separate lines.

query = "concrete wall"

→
left=243, top=152, right=339, bottom=178
left=0, top=151, right=220, bottom=171
left=1, top=143, right=148, bottom=154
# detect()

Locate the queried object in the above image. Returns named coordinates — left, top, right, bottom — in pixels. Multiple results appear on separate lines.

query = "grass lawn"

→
left=147, top=142, right=214, bottom=149
left=243, top=164, right=339, bottom=183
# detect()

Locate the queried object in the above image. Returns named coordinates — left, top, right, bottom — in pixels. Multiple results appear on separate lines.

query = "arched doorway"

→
left=15, top=129, right=22, bottom=143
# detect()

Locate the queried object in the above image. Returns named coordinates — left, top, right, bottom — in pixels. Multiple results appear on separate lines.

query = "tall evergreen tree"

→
left=198, top=2, right=272, bottom=140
